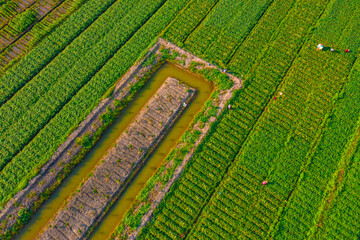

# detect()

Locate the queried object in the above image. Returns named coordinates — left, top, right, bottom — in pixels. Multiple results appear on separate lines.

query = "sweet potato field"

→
left=1, top=0, right=360, bottom=239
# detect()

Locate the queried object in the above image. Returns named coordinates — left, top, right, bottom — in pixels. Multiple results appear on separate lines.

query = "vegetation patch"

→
left=8, top=9, right=37, bottom=33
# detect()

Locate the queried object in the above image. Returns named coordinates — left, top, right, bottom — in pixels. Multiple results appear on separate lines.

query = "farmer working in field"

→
left=317, top=44, right=324, bottom=50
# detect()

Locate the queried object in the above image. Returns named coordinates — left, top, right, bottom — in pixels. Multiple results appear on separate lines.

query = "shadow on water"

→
left=16, top=63, right=213, bottom=240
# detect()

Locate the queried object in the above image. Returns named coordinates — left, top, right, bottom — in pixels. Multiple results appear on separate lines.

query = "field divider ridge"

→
left=180, top=0, right=221, bottom=44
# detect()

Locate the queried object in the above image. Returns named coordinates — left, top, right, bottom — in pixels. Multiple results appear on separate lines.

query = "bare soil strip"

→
left=37, top=78, right=195, bottom=240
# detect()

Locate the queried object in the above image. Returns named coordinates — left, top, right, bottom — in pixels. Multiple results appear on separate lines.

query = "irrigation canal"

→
left=16, top=63, right=214, bottom=239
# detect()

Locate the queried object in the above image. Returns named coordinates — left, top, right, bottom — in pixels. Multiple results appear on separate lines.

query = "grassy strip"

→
left=0, top=0, right=165, bottom=171
left=183, top=0, right=272, bottom=67
left=0, top=0, right=190, bottom=211
left=273, top=59, right=360, bottom=238
left=227, top=0, right=296, bottom=75
left=0, top=0, right=118, bottom=106
left=162, top=0, right=219, bottom=45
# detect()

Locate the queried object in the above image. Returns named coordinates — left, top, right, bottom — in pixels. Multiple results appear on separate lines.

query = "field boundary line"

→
left=312, top=122, right=360, bottom=236
left=225, top=0, right=296, bottom=67
left=181, top=0, right=221, bottom=44
left=157, top=0, right=194, bottom=37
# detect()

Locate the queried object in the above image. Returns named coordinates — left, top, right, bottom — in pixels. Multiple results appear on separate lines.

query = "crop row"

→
left=188, top=165, right=283, bottom=240
left=0, top=0, right=137, bottom=135
left=0, top=0, right=87, bottom=71
left=0, top=0, right=191, bottom=207
left=201, top=0, right=272, bottom=66
left=183, top=0, right=250, bottom=56
left=0, top=0, right=65, bottom=50
left=187, top=0, right=360, bottom=238
left=314, top=148, right=360, bottom=239
left=0, top=0, right=118, bottom=106
left=0, top=1, right=23, bottom=28
left=274, top=52, right=360, bottom=238
left=184, top=0, right=272, bottom=66
left=0, top=0, right=162, bottom=171
left=162, top=0, right=219, bottom=44
left=227, top=0, right=296, bottom=75
left=0, top=8, right=36, bottom=40
left=139, top=0, right=332, bottom=238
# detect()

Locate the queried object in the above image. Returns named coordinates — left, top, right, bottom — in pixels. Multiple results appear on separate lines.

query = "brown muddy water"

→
left=16, top=63, right=213, bottom=240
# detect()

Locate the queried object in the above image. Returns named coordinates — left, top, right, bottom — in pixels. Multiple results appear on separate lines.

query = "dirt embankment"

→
left=38, top=78, right=195, bottom=239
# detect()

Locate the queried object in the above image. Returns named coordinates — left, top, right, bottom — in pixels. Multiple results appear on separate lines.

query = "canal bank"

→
left=16, top=63, right=213, bottom=240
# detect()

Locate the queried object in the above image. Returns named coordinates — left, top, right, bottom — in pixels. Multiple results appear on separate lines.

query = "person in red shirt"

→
left=345, top=49, right=350, bottom=53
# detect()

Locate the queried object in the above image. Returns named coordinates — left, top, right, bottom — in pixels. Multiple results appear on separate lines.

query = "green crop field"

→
left=0, top=0, right=359, bottom=239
